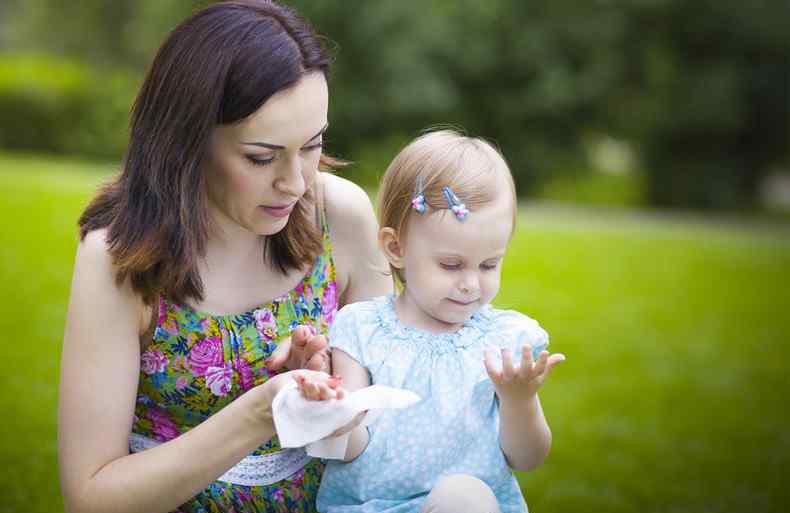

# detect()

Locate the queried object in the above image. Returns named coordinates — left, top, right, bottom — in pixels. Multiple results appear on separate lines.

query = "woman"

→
left=58, top=2, right=391, bottom=512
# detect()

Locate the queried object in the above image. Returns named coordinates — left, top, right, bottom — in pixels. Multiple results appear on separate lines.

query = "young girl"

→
left=296, top=130, right=565, bottom=513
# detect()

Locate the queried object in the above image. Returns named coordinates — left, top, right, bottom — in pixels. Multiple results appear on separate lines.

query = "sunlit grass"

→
left=1, top=152, right=788, bottom=513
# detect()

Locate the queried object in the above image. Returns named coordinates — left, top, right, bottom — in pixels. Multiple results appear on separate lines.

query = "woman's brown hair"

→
left=79, top=0, right=337, bottom=305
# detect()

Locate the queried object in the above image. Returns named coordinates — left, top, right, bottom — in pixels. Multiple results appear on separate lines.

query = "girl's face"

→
left=206, top=72, right=329, bottom=238
left=391, top=184, right=514, bottom=333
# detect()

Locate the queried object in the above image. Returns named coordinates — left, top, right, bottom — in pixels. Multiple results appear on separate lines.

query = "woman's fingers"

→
left=266, top=337, right=291, bottom=370
left=304, top=334, right=330, bottom=372
left=267, top=325, right=317, bottom=371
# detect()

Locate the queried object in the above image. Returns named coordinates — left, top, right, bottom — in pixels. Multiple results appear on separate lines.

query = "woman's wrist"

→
left=241, top=380, right=278, bottom=432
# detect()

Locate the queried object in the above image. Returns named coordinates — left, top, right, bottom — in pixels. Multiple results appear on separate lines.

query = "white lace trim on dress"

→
left=128, top=432, right=312, bottom=487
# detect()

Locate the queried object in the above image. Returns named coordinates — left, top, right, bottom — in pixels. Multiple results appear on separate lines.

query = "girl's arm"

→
left=484, top=347, right=565, bottom=472
left=294, top=348, right=371, bottom=462
left=59, top=230, right=295, bottom=513
left=331, top=348, right=371, bottom=461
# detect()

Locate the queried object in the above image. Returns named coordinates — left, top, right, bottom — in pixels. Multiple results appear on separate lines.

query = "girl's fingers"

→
left=532, top=350, right=549, bottom=378
left=501, top=348, right=515, bottom=381
left=483, top=349, right=502, bottom=383
left=543, top=353, right=566, bottom=377
left=517, top=344, right=534, bottom=379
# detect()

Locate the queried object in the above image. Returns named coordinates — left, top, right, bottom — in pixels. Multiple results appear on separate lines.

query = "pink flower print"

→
left=322, top=281, right=338, bottom=323
left=141, top=348, right=169, bottom=375
left=271, top=487, right=285, bottom=502
left=236, top=489, right=253, bottom=503
left=175, top=376, right=189, bottom=391
left=289, top=468, right=305, bottom=487
left=188, top=337, right=224, bottom=377
left=293, top=280, right=305, bottom=298
left=236, top=357, right=254, bottom=392
left=205, top=365, right=233, bottom=396
left=254, top=308, right=278, bottom=340
left=147, top=407, right=179, bottom=442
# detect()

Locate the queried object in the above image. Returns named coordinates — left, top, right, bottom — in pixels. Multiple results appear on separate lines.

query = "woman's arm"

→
left=322, top=173, right=393, bottom=306
left=58, top=230, right=288, bottom=513
left=294, top=349, right=371, bottom=461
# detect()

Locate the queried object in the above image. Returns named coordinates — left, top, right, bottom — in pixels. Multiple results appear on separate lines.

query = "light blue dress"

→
left=317, top=295, right=549, bottom=513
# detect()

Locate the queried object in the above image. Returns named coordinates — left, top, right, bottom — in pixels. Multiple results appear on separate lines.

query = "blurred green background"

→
left=1, top=1, right=789, bottom=512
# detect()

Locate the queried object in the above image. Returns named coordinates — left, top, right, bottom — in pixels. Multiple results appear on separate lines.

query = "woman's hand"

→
left=267, top=325, right=330, bottom=373
left=484, top=346, right=565, bottom=404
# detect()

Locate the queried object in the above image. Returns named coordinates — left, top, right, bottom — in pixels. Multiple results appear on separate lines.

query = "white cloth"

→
left=272, top=382, right=420, bottom=459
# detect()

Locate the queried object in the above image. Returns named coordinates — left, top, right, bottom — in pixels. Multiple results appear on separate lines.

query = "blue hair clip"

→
left=411, top=176, right=426, bottom=214
left=442, top=186, right=469, bottom=221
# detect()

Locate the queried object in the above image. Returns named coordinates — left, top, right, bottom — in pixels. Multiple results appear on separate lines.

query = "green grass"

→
left=2, top=152, right=789, bottom=513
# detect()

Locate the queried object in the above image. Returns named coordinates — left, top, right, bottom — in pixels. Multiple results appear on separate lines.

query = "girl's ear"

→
left=379, top=227, right=405, bottom=270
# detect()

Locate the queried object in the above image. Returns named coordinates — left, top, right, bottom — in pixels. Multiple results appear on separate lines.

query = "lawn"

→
left=1, top=152, right=788, bottom=513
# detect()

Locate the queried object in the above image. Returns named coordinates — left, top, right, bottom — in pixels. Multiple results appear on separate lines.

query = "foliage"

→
left=1, top=0, right=789, bottom=209
left=0, top=53, right=137, bottom=159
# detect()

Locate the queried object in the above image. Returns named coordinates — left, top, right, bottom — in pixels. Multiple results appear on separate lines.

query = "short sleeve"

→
left=328, top=302, right=365, bottom=366
left=494, top=309, right=550, bottom=360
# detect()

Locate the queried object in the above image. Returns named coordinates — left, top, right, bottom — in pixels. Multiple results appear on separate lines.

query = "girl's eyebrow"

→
left=240, top=123, right=329, bottom=149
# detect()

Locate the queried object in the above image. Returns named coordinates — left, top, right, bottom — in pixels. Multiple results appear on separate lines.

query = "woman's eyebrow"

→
left=240, top=123, right=329, bottom=149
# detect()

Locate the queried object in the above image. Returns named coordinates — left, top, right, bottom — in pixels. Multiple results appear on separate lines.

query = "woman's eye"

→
left=247, top=155, right=275, bottom=167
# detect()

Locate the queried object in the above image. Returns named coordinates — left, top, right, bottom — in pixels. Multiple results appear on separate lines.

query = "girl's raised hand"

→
left=484, top=346, right=565, bottom=403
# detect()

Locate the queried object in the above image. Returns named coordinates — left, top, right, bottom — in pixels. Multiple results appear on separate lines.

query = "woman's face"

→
left=206, top=72, right=329, bottom=238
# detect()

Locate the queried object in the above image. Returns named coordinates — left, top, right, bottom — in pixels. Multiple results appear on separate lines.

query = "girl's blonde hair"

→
left=377, top=128, right=517, bottom=284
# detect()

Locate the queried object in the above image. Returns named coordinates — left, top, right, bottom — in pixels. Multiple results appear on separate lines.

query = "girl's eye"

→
left=481, top=262, right=499, bottom=271
left=440, top=262, right=461, bottom=271
left=247, top=155, right=275, bottom=167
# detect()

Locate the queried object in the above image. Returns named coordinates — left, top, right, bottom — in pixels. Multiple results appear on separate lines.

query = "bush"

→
left=0, top=53, right=137, bottom=160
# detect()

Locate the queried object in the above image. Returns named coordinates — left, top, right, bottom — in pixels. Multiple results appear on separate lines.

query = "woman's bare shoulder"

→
left=319, top=172, right=392, bottom=303
left=321, top=172, right=377, bottom=229
left=74, top=228, right=149, bottom=336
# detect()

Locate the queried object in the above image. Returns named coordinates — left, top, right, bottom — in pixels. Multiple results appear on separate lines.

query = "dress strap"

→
left=314, top=178, right=331, bottom=241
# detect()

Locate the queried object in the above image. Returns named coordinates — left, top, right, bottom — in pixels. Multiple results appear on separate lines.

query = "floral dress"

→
left=132, top=215, right=338, bottom=513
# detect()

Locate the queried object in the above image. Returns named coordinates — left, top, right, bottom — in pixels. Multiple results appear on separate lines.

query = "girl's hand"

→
left=484, top=346, right=565, bottom=404
left=267, top=325, right=330, bottom=373
left=294, top=372, right=346, bottom=401
left=293, top=373, right=368, bottom=439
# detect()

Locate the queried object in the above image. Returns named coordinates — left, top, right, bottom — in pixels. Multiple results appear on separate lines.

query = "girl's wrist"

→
left=498, top=390, right=539, bottom=411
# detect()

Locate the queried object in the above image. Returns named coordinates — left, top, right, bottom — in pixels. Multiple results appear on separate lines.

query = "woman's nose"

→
left=275, top=157, right=305, bottom=197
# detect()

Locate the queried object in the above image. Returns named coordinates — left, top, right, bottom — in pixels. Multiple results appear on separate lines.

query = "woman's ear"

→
left=379, top=227, right=404, bottom=270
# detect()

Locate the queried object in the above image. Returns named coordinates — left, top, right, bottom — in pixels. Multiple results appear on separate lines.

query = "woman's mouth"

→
left=261, top=202, right=296, bottom=218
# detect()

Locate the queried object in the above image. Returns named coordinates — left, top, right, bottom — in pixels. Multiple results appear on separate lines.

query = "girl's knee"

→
left=421, top=474, right=501, bottom=513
